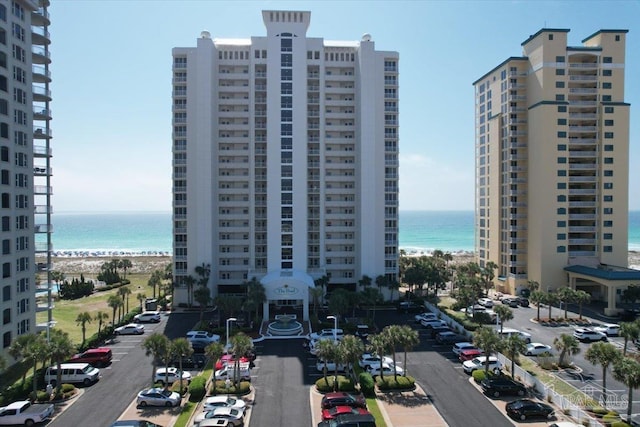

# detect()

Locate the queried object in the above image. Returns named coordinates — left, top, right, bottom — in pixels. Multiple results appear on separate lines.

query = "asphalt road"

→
left=48, top=312, right=200, bottom=427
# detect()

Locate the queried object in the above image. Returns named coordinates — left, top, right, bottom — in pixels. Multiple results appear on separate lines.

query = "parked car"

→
left=367, top=362, right=403, bottom=377
left=358, top=353, right=393, bottom=370
left=187, top=330, right=221, bottom=343
left=202, top=395, right=246, bottom=412
left=573, top=328, right=607, bottom=342
left=452, top=342, right=476, bottom=356
left=505, top=399, right=554, bottom=421
left=215, top=354, right=250, bottom=370
left=318, top=413, right=376, bottom=427
left=114, top=323, right=144, bottom=335
left=215, top=365, right=251, bottom=381
left=317, top=359, right=348, bottom=372
left=136, top=388, right=181, bottom=407
left=355, top=325, right=370, bottom=339
left=459, top=348, right=484, bottom=362
left=169, top=353, right=207, bottom=369
left=154, top=367, right=192, bottom=385
left=320, top=392, right=367, bottom=410
left=516, top=297, right=530, bottom=307
left=194, top=407, right=243, bottom=427
left=414, top=312, right=437, bottom=323
left=435, top=331, right=464, bottom=344
left=501, top=298, right=520, bottom=308
left=481, top=377, right=527, bottom=397
left=525, top=343, right=553, bottom=356
left=310, top=328, right=344, bottom=341
left=478, top=297, right=494, bottom=308
left=420, top=318, right=448, bottom=329
left=321, top=406, right=371, bottom=421
left=133, top=311, right=161, bottom=323
left=68, top=347, right=112, bottom=367
left=397, top=301, right=423, bottom=313
left=197, top=419, right=231, bottom=427
left=497, top=327, right=532, bottom=343
left=430, top=325, right=451, bottom=339
left=593, top=323, right=620, bottom=337
left=462, top=356, right=502, bottom=374
left=109, top=421, right=163, bottom=427
left=0, top=400, right=54, bottom=426
left=44, top=363, right=100, bottom=387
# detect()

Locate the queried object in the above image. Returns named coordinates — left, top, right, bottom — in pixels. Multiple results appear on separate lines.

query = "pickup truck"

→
left=0, top=400, right=54, bottom=426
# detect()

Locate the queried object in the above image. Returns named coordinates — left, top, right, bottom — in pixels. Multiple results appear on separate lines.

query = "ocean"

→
left=49, top=210, right=640, bottom=256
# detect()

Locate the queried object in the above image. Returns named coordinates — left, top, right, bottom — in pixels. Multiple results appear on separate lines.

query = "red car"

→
left=215, top=354, right=249, bottom=370
left=322, top=406, right=370, bottom=421
left=320, top=392, right=367, bottom=410
left=459, top=348, right=483, bottom=362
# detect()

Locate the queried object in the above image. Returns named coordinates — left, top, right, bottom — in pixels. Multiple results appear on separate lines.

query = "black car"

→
left=320, top=392, right=367, bottom=410
left=506, top=399, right=554, bottom=421
left=435, top=331, right=464, bottom=344
left=430, top=325, right=451, bottom=339
left=355, top=325, right=370, bottom=340
left=481, top=377, right=527, bottom=398
left=169, top=354, right=207, bottom=369
left=397, top=301, right=423, bottom=313
left=501, top=298, right=519, bottom=308
left=516, top=297, right=530, bottom=307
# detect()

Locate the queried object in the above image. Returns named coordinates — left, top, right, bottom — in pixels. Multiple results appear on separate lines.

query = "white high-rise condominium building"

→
left=171, top=10, right=399, bottom=320
left=474, top=29, right=638, bottom=315
left=0, top=0, right=53, bottom=361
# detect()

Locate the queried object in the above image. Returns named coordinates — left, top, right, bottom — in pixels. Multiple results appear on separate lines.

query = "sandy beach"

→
left=40, top=251, right=640, bottom=275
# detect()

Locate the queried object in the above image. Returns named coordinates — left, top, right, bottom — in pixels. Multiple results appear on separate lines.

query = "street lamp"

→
left=226, top=317, right=237, bottom=351
left=327, top=315, right=337, bottom=342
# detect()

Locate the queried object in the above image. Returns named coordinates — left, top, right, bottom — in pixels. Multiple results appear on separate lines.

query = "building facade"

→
left=0, top=0, right=53, bottom=361
left=473, top=29, right=633, bottom=314
left=171, top=10, right=399, bottom=320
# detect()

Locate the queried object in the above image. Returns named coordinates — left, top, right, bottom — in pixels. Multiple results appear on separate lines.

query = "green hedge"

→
left=315, top=375, right=355, bottom=393
left=376, top=375, right=415, bottom=391
left=611, top=422, right=631, bottom=427
left=358, top=372, right=375, bottom=397
left=210, top=380, right=251, bottom=395
left=188, top=376, right=206, bottom=402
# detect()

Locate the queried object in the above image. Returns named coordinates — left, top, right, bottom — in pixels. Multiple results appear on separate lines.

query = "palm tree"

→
left=309, top=287, right=324, bottom=319
left=530, top=291, right=545, bottom=321
left=142, top=333, right=170, bottom=387
left=338, top=335, right=365, bottom=385
left=9, top=333, right=47, bottom=392
left=215, top=294, right=243, bottom=320
left=553, top=333, right=580, bottom=367
left=316, top=339, right=339, bottom=388
left=619, top=321, right=640, bottom=356
left=245, top=278, right=266, bottom=322
left=229, top=332, right=253, bottom=387
left=119, top=259, right=133, bottom=280
left=382, top=325, right=404, bottom=381
left=205, top=342, right=225, bottom=394
left=585, top=342, right=622, bottom=407
left=493, top=305, right=513, bottom=334
left=48, top=329, right=76, bottom=391
left=171, top=338, right=193, bottom=394
left=184, top=275, right=196, bottom=307
left=482, top=261, right=498, bottom=296
left=503, top=335, right=527, bottom=379
left=557, top=287, right=575, bottom=319
left=546, top=292, right=559, bottom=321
left=574, top=290, right=591, bottom=320
left=148, top=270, right=163, bottom=299
left=108, top=294, right=122, bottom=327
left=194, top=286, right=211, bottom=323
left=76, top=312, right=93, bottom=344
left=94, top=311, right=109, bottom=335
left=527, top=280, right=540, bottom=293
left=397, top=325, right=419, bottom=377
left=473, top=327, right=503, bottom=375
left=613, top=357, right=640, bottom=419
left=368, top=333, right=391, bottom=381
left=119, top=286, right=132, bottom=314
left=137, top=293, right=147, bottom=311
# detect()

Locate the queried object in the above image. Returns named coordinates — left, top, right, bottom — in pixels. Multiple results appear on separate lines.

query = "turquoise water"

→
left=49, top=211, right=640, bottom=255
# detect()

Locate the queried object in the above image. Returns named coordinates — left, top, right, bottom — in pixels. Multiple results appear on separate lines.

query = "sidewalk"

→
left=309, top=383, right=447, bottom=427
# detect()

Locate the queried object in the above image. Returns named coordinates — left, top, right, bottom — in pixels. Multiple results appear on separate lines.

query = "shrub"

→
left=315, top=375, right=355, bottom=393
left=376, top=375, right=415, bottom=391
left=170, top=380, right=190, bottom=395
left=611, top=422, right=631, bottom=427
left=61, top=383, right=74, bottom=393
left=603, top=413, right=621, bottom=425
left=472, top=370, right=487, bottom=383
left=358, top=372, right=375, bottom=397
left=35, top=391, right=50, bottom=402
left=210, top=380, right=251, bottom=395
left=188, top=376, right=206, bottom=402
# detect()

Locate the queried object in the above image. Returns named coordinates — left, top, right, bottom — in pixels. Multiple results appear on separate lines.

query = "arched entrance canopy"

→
left=260, top=269, right=315, bottom=321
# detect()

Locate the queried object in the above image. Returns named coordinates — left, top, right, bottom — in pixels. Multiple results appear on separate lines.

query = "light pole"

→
left=327, top=315, right=337, bottom=342
left=226, top=317, right=237, bottom=351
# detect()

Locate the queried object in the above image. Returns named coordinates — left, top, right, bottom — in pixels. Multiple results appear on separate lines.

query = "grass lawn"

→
left=36, top=273, right=155, bottom=346
left=366, top=397, right=387, bottom=427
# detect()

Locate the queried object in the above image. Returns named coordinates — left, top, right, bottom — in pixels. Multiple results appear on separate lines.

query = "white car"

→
left=573, top=328, right=607, bottom=342
left=525, top=343, right=553, bottom=356
left=187, top=330, right=221, bottom=343
left=316, top=359, right=348, bottom=372
left=462, top=356, right=502, bottom=374
left=202, top=395, right=246, bottom=412
left=194, top=407, right=244, bottom=426
left=593, top=323, right=620, bottom=337
left=309, top=328, right=344, bottom=341
left=215, top=365, right=251, bottom=381
left=136, top=387, right=181, bottom=407
left=414, top=312, right=438, bottom=323
left=154, top=367, right=192, bottom=385
left=497, top=327, right=532, bottom=344
left=358, top=353, right=394, bottom=369
left=114, top=323, right=144, bottom=335
left=452, top=342, right=476, bottom=356
left=420, top=318, right=448, bottom=328
left=133, top=311, right=161, bottom=323
left=367, top=362, right=404, bottom=377
left=478, top=297, right=494, bottom=308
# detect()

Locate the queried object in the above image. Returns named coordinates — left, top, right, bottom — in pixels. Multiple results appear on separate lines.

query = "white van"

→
left=44, top=363, right=100, bottom=386
left=496, top=327, right=532, bottom=343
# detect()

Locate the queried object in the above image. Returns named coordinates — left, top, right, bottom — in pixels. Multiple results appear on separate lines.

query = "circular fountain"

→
left=267, top=314, right=303, bottom=336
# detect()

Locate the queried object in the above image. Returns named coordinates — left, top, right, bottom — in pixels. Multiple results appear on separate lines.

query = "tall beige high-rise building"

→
left=171, top=11, right=399, bottom=320
left=0, top=0, right=53, bottom=361
left=473, top=29, right=637, bottom=315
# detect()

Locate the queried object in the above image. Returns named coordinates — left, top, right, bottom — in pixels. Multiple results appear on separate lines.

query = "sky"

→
left=48, top=0, right=640, bottom=212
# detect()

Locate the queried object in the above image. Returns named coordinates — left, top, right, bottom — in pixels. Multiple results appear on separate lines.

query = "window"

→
left=557, top=157, right=567, bottom=164
left=604, top=132, right=614, bottom=139
left=281, top=69, right=292, bottom=81
left=555, top=81, right=565, bottom=88
left=604, top=220, right=613, bottom=227
left=603, top=57, right=613, bottom=63
left=280, top=53, right=292, bottom=67
left=604, top=208, right=613, bottom=215
left=604, top=195, right=613, bottom=202
left=555, top=94, right=565, bottom=101
left=603, top=246, right=613, bottom=253
left=557, top=144, right=567, bottom=151
left=603, top=69, right=612, bottom=76
left=557, top=131, right=567, bottom=138
left=557, top=195, right=566, bottom=202
left=555, top=69, right=565, bottom=75
left=604, top=157, right=613, bottom=164
left=557, top=221, right=566, bottom=227
left=604, top=182, right=613, bottom=189
left=549, top=34, right=554, bottom=41
left=557, top=246, right=566, bottom=253
left=604, top=170, right=613, bottom=177
left=558, top=106, right=567, bottom=113
left=605, top=106, right=614, bottom=114
left=556, top=55, right=564, bottom=62
left=557, top=233, right=566, bottom=240
left=557, top=208, right=566, bottom=214
left=557, top=170, right=566, bottom=177
left=603, top=95, right=612, bottom=102
left=557, top=182, right=566, bottom=189
left=2, top=285, right=9, bottom=301
left=604, top=119, right=614, bottom=126
left=2, top=308, right=9, bottom=325
left=557, top=118, right=566, bottom=125
left=2, top=262, right=9, bottom=278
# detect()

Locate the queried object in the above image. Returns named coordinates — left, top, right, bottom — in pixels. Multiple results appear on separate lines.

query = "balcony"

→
left=35, top=223, right=53, bottom=233
left=32, top=65, right=51, bottom=83
left=568, top=126, right=597, bottom=133
left=569, top=63, right=598, bottom=69
left=569, top=75, right=597, bottom=82
left=568, top=163, right=597, bottom=170
left=33, top=107, right=52, bottom=120
left=34, top=165, right=52, bottom=176
left=568, top=188, right=597, bottom=195
left=32, top=7, right=51, bottom=26
left=32, top=46, right=51, bottom=64
left=569, top=88, right=598, bottom=95
left=32, top=86, right=52, bottom=102
left=33, top=144, right=52, bottom=157
left=34, top=205, right=52, bottom=214
left=35, top=242, right=53, bottom=253
left=34, top=185, right=53, bottom=195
